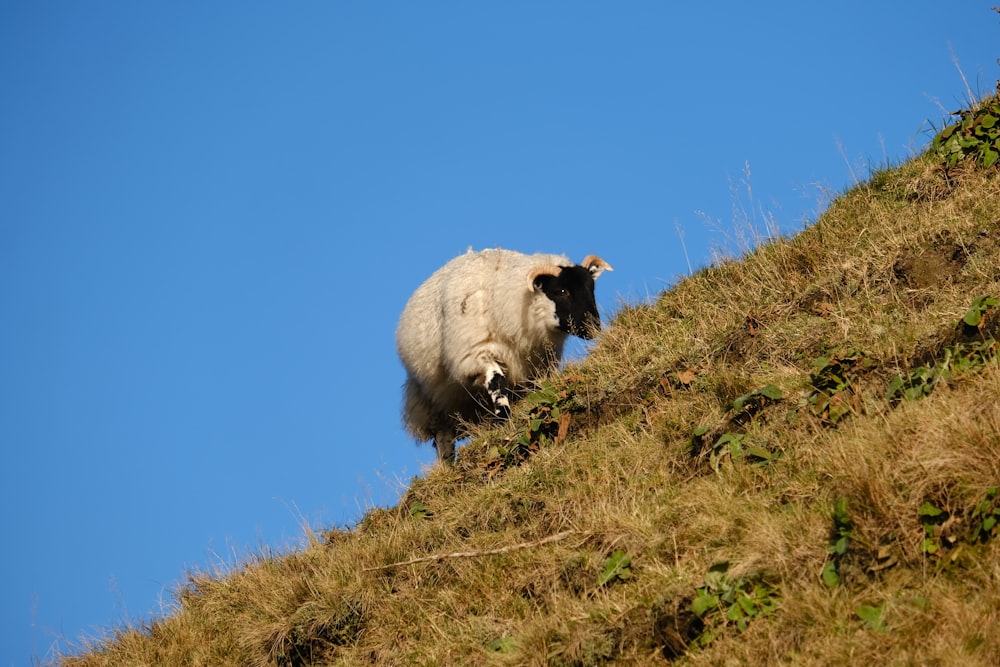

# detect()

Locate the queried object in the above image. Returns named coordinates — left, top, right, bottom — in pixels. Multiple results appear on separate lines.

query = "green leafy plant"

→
left=931, top=84, right=1000, bottom=169
left=916, top=489, right=1000, bottom=561
left=409, top=501, right=432, bottom=520
left=856, top=603, right=886, bottom=631
left=522, top=382, right=569, bottom=443
left=821, top=497, right=854, bottom=588
left=945, top=338, right=996, bottom=373
left=691, top=562, right=778, bottom=646
left=730, top=384, right=783, bottom=424
left=597, top=550, right=633, bottom=587
left=886, top=364, right=940, bottom=403
left=918, top=501, right=948, bottom=555
left=804, top=352, right=872, bottom=425
left=690, top=425, right=711, bottom=455
left=887, top=337, right=997, bottom=404
left=708, top=432, right=776, bottom=471
left=486, top=636, right=517, bottom=653
left=888, top=301, right=998, bottom=405
left=970, top=487, right=1000, bottom=543
left=486, top=382, right=572, bottom=471
left=962, top=295, right=999, bottom=330
left=713, top=432, right=746, bottom=466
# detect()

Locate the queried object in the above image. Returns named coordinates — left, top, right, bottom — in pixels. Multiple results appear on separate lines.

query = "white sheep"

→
left=396, top=247, right=612, bottom=462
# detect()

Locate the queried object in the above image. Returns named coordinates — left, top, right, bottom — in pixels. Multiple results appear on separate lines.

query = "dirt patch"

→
left=798, top=289, right=836, bottom=317
left=893, top=242, right=967, bottom=290
left=616, top=596, right=703, bottom=660
left=720, top=312, right=768, bottom=363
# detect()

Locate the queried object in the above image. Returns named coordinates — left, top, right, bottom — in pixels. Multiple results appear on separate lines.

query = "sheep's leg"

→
left=484, top=363, right=511, bottom=419
left=449, top=346, right=512, bottom=420
left=434, top=425, right=456, bottom=463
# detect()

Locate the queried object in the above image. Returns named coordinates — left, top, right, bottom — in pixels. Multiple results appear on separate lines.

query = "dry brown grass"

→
left=59, top=117, right=1000, bottom=666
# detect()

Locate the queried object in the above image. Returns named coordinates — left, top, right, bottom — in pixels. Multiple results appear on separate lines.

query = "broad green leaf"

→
left=738, top=595, right=757, bottom=616
left=919, top=501, right=944, bottom=518
left=886, top=376, right=903, bottom=400
left=691, top=592, right=718, bottom=617
left=486, top=637, right=517, bottom=653
left=525, top=383, right=559, bottom=404
left=833, top=497, right=852, bottom=526
left=856, top=604, right=885, bottom=631
left=702, top=562, right=729, bottom=590
left=760, top=384, right=783, bottom=400
left=598, top=550, right=632, bottom=586
left=696, top=629, right=717, bottom=647
left=821, top=561, right=840, bottom=588
left=964, top=307, right=983, bottom=327
left=983, top=147, right=998, bottom=169
left=716, top=433, right=742, bottom=447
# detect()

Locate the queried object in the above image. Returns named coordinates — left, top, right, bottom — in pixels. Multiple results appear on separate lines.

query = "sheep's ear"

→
left=581, top=255, right=613, bottom=278
left=528, top=264, right=562, bottom=291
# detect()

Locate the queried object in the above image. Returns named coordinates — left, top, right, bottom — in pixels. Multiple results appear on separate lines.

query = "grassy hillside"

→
left=62, top=90, right=1000, bottom=666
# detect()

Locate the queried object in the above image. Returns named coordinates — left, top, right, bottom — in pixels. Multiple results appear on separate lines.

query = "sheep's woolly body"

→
left=397, top=247, right=610, bottom=461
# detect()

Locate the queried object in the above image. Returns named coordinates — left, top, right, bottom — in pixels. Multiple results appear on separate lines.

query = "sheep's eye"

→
left=557, top=288, right=568, bottom=297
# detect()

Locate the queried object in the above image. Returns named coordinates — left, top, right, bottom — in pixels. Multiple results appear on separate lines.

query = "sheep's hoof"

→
left=434, top=429, right=456, bottom=463
left=435, top=443, right=456, bottom=463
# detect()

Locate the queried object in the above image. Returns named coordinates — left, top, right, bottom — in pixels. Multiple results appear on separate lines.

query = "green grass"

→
left=59, top=93, right=1000, bottom=666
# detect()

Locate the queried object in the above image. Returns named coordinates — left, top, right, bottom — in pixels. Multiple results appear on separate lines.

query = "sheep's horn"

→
left=581, top=255, right=613, bottom=278
left=528, top=264, right=562, bottom=290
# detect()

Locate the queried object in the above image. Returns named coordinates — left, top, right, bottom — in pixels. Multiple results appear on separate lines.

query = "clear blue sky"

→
left=1, top=2, right=996, bottom=664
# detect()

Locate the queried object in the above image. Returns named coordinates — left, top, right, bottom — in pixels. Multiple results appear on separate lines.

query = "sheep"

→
left=396, top=247, right=612, bottom=462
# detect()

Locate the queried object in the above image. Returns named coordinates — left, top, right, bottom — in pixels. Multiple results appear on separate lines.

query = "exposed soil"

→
left=893, top=241, right=967, bottom=290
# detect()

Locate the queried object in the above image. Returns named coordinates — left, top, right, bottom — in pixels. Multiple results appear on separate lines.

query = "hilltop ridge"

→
left=63, top=91, right=1000, bottom=666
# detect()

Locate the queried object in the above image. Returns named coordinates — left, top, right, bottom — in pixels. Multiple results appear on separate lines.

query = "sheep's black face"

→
left=534, top=265, right=601, bottom=339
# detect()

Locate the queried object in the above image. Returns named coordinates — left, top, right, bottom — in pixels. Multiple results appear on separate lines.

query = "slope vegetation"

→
left=63, top=92, right=1000, bottom=666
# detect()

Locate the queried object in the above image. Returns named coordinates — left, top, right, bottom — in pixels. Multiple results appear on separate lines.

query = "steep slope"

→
left=63, top=94, right=1000, bottom=666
